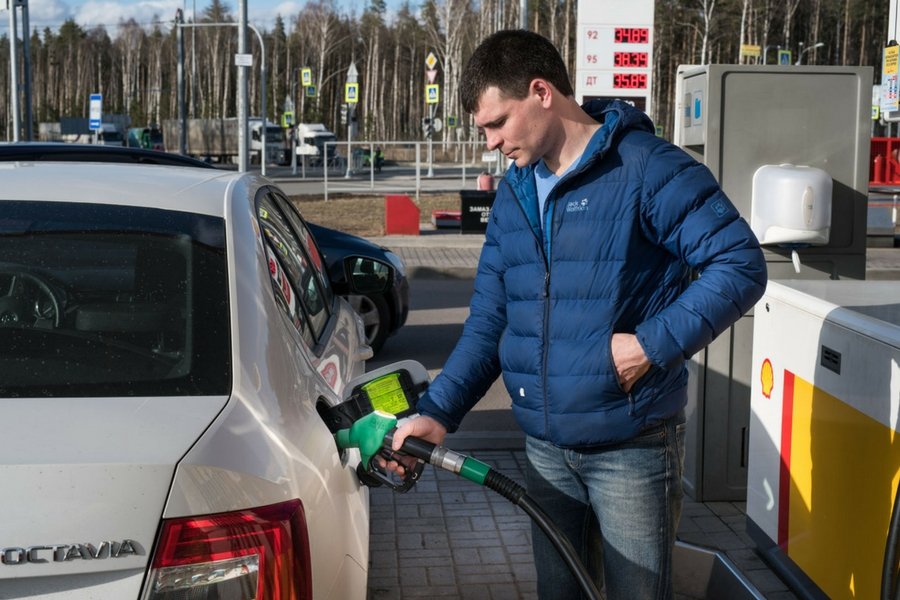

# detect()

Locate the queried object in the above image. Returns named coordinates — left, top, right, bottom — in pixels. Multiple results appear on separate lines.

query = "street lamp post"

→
left=290, top=71, right=297, bottom=176
left=796, top=41, right=825, bottom=65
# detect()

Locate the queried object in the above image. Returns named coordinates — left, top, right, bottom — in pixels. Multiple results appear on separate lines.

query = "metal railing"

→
left=313, top=140, right=506, bottom=201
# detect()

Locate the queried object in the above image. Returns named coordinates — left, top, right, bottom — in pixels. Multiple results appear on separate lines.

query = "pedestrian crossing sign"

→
left=345, top=82, right=359, bottom=104
left=426, top=84, right=440, bottom=105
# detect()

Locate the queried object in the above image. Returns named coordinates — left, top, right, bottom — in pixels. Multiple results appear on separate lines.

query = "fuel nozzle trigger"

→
left=355, top=447, right=425, bottom=493
left=334, top=410, right=425, bottom=493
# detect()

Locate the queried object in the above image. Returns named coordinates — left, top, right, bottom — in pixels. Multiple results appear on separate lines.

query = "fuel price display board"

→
left=575, top=0, right=654, bottom=116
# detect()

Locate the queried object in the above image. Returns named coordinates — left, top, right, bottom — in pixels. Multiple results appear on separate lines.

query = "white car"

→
left=0, top=161, right=378, bottom=598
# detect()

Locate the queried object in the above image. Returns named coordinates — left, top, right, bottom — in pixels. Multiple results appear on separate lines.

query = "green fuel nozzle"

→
left=335, top=410, right=397, bottom=467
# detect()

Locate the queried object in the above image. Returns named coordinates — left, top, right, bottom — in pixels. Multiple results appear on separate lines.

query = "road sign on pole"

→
left=345, top=83, right=359, bottom=104
left=89, top=93, right=102, bottom=130
left=301, top=68, right=312, bottom=86
left=345, top=62, right=359, bottom=179
left=426, top=84, right=440, bottom=104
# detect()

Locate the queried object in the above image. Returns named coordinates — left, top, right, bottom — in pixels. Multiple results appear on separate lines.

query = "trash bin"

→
left=459, top=190, right=496, bottom=234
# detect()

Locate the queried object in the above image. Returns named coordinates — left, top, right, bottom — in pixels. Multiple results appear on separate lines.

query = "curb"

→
left=366, top=232, right=486, bottom=249
left=406, top=265, right=478, bottom=280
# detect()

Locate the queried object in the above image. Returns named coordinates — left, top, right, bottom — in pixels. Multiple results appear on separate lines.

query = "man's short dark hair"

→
left=459, top=29, right=574, bottom=114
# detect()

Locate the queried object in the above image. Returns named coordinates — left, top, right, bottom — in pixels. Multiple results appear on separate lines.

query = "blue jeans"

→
left=525, top=413, right=686, bottom=600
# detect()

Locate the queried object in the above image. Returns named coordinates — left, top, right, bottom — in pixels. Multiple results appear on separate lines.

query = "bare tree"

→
left=695, top=0, right=717, bottom=64
left=782, top=0, right=802, bottom=50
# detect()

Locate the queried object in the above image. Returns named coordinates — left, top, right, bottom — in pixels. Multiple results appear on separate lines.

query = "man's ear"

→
left=531, top=79, right=553, bottom=107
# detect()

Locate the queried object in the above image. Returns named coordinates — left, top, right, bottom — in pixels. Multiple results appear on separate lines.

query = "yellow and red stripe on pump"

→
left=778, top=370, right=900, bottom=599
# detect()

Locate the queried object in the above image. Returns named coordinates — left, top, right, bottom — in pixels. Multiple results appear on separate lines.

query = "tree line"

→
left=0, top=0, right=888, bottom=144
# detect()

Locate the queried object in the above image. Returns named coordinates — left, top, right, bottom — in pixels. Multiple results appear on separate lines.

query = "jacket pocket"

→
left=604, top=332, right=630, bottom=396
left=606, top=331, right=656, bottom=394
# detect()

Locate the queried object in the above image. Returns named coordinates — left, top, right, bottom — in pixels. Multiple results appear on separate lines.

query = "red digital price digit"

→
left=614, top=52, right=649, bottom=68
left=613, top=73, right=648, bottom=89
left=614, top=28, right=649, bottom=44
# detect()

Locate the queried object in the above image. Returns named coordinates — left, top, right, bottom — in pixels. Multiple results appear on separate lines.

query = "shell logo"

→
left=760, top=358, right=774, bottom=399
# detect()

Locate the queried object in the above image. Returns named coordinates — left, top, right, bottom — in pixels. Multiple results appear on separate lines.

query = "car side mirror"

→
left=343, top=256, right=391, bottom=295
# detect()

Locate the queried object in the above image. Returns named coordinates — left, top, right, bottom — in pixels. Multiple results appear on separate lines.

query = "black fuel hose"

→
left=385, top=432, right=602, bottom=600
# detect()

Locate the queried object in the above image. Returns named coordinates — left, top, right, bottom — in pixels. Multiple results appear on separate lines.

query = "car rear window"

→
left=0, top=201, right=230, bottom=397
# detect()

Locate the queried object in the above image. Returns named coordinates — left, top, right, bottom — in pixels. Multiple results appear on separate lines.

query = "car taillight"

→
left=141, top=499, right=312, bottom=600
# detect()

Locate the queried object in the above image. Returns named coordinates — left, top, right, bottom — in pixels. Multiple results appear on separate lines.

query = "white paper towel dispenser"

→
left=750, top=164, right=832, bottom=246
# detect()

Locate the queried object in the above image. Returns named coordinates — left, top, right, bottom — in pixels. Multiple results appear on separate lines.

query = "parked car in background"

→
left=0, top=160, right=380, bottom=598
left=309, top=222, right=409, bottom=354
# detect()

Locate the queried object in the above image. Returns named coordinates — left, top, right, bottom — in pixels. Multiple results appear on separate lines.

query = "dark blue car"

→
left=308, top=223, right=409, bottom=354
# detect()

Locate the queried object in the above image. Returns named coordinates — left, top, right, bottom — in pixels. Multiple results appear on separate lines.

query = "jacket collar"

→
left=501, top=99, right=653, bottom=238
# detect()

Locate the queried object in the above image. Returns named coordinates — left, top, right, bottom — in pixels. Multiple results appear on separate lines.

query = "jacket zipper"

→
left=539, top=186, right=558, bottom=438
left=506, top=138, right=612, bottom=434
left=507, top=182, right=554, bottom=437
left=540, top=253, right=551, bottom=434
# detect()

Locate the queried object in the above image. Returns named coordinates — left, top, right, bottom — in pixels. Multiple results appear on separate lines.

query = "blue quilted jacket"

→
left=416, top=99, right=767, bottom=447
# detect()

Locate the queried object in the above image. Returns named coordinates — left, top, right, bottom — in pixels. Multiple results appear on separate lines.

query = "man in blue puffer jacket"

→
left=391, top=30, right=767, bottom=599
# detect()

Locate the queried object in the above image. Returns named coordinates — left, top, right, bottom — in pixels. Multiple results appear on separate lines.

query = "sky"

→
left=0, top=0, right=402, bottom=37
